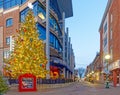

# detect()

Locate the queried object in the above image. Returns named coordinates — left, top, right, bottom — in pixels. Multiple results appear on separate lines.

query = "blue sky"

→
left=66, top=0, right=108, bottom=69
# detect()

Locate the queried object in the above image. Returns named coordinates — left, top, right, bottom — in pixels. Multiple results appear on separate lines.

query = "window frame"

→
left=6, top=18, right=13, bottom=27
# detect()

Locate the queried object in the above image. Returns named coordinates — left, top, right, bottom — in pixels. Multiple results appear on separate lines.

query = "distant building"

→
left=85, top=53, right=101, bottom=83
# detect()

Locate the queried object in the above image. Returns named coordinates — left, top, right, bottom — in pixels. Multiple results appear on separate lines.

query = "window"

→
left=4, top=51, right=10, bottom=59
left=50, top=33, right=62, bottom=51
left=6, top=37, right=10, bottom=45
left=20, top=8, right=29, bottom=22
left=110, top=46, right=113, bottom=60
left=0, top=0, right=3, bottom=8
left=110, top=28, right=113, bottom=40
left=104, top=36, right=107, bottom=47
left=104, top=22, right=107, bottom=33
left=6, top=18, right=13, bottom=27
left=111, top=14, right=113, bottom=23
left=21, top=0, right=27, bottom=4
left=50, top=0, right=62, bottom=20
left=37, top=23, right=46, bottom=40
left=4, top=0, right=19, bottom=9
left=50, top=33, right=54, bottom=46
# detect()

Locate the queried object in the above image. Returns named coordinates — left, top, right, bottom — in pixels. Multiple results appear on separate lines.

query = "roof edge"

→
left=99, top=0, right=113, bottom=32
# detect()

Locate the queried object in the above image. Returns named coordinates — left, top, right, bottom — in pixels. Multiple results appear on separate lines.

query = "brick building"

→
left=99, top=0, right=120, bottom=87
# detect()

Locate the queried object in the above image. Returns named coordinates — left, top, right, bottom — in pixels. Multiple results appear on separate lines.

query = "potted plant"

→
left=0, top=72, right=9, bottom=95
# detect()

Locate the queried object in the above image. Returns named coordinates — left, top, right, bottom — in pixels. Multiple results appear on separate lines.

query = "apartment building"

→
left=99, top=0, right=120, bottom=87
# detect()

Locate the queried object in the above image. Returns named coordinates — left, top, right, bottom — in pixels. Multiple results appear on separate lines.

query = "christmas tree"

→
left=0, top=72, right=9, bottom=94
left=5, top=10, right=48, bottom=78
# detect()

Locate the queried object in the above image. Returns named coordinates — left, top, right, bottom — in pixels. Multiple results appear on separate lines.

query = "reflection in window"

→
left=104, top=22, right=107, bottom=33
left=104, top=36, right=107, bottom=47
left=37, top=23, right=46, bottom=40
left=50, top=33, right=62, bottom=52
left=38, top=13, right=45, bottom=20
left=3, top=0, right=27, bottom=9
left=0, top=0, right=3, bottom=8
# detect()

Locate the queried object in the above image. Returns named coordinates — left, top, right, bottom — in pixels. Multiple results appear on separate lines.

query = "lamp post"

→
left=104, top=54, right=110, bottom=88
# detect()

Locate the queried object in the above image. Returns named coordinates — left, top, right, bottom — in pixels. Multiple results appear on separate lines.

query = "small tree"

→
left=0, top=72, right=9, bottom=95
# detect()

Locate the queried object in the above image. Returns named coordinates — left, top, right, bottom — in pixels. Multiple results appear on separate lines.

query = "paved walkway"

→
left=4, top=82, right=120, bottom=95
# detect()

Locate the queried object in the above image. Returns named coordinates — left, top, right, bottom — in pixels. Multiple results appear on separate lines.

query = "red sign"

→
left=19, top=73, right=37, bottom=92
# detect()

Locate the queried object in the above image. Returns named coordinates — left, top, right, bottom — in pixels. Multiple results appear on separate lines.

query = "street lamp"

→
left=104, top=54, right=110, bottom=88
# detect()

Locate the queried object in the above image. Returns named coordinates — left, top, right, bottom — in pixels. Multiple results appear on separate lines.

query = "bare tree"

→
left=78, top=67, right=85, bottom=79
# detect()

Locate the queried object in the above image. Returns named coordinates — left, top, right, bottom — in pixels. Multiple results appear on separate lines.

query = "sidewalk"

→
left=82, top=81, right=119, bottom=89
left=4, top=82, right=75, bottom=95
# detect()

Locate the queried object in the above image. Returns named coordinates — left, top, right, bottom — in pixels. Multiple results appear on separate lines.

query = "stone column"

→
left=46, top=0, right=50, bottom=79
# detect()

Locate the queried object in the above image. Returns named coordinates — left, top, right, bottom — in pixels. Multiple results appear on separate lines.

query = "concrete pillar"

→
left=62, top=12, right=65, bottom=62
left=113, top=70, right=117, bottom=87
left=63, top=68, right=66, bottom=78
left=66, top=28, right=69, bottom=65
left=46, top=0, right=50, bottom=79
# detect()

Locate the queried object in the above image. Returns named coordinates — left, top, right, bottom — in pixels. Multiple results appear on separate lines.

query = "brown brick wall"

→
left=100, top=0, right=120, bottom=65
left=3, top=8, right=20, bottom=48
left=109, top=0, right=120, bottom=62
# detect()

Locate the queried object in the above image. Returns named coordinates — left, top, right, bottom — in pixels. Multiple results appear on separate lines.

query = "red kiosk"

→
left=19, top=73, right=37, bottom=92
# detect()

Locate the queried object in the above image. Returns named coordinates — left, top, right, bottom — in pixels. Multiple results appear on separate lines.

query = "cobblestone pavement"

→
left=5, top=82, right=120, bottom=95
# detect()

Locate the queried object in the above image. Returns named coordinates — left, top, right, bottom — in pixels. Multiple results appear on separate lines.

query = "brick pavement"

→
left=4, top=82, right=120, bottom=95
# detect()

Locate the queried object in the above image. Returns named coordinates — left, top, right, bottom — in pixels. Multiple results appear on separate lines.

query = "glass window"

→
left=6, top=18, right=13, bottom=27
left=110, top=46, right=113, bottom=60
left=0, top=0, right=3, bottom=8
left=20, top=8, right=29, bottom=22
left=50, top=0, right=62, bottom=20
left=50, top=33, right=54, bottom=46
left=111, top=14, right=113, bottom=23
left=21, top=0, right=27, bottom=4
left=33, top=2, right=38, bottom=16
left=6, top=37, right=10, bottom=45
left=4, top=0, right=16, bottom=9
left=38, top=3, right=46, bottom=18
left=4, top=51, right=10, bottom=59
left=104, top=22, right=107, bottom=33
left=50, top=33, right=62, bottom=51
left=110, top=28, right=112, bottom=40
left=104, top=36, right=107, bottom=47
left=49, top=15, right=62, bottom=36
left=37, top=23, right=46, bottom=40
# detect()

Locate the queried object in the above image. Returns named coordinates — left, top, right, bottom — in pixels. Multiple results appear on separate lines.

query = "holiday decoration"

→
left=5, top=10, right=48, bottom=78
left=19, top=73, right=36, bottom=92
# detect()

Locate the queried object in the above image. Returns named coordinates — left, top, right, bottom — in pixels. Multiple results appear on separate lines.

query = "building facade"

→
left=0, top=0, right=75, bottom=80
left=85, top=53, right=101, bottom=83
left=99, top=0, right=120, bottom=86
